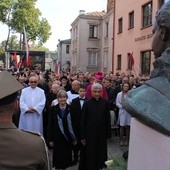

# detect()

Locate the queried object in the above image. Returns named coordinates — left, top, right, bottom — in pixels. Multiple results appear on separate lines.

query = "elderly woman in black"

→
left=48, top=90, right=77, bottom=170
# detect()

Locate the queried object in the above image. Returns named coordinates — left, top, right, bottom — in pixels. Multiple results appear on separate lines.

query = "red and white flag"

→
left=129, top=52, right=135, bottom=68
left=13, top=51, right=18, bottom=67
left=23, top=26, right=30, bottom=66
left=55, top=60, right=60, bottom=75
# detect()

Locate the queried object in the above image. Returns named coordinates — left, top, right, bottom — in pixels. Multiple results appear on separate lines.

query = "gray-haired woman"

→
left=48, top=90, right=77, bottom=170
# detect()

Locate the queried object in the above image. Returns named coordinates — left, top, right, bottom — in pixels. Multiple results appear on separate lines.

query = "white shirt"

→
left=67, top=91, right=79, bottom=104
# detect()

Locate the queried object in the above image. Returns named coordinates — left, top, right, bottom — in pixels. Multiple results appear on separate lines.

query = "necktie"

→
left=79, top=98, right=85, bottom=101
left=61, top=108, right=65, bottom=118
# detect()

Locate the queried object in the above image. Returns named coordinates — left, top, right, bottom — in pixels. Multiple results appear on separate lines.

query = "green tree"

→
left=8, top=35, right=20, bottom=50
left=29, top=42, right=49, bottom=52
left=36, top=18, right=51, bottom=45
left=0, top=35, right=49, bottom=57
left=0, top=35, right=20, bottom=52
left=0, top=0, right=13, bottom=23
left=0, top=34, right=19, bottom=62
left=0, top=0, right=51, bottom=49
left=0, top=0, right=18, bottom=51
left=10, top=0, right=51, bottom=44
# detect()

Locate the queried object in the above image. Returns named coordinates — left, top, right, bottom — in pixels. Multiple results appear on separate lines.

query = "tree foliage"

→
left=0, top=0, right=51, bottom=45
left=0, top=35, right=20, bottom=54
left=29, top=42, right=49, bottom=52
left=0, top=35, right=49, bottom=57
left=0, top=0, right=13, bottom=23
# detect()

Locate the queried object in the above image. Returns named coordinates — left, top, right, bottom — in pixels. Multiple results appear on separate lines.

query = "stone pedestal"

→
left=128, top=118, right=170, bottom=170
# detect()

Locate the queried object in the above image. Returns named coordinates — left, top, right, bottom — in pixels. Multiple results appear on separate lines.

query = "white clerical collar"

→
left=79, top=96, right=85, bottom=99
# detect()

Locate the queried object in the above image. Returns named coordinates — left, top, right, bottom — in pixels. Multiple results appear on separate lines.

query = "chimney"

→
left=79, top=10, right=85, bottom=15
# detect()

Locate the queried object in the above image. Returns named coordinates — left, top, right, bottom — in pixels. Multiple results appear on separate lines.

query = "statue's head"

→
left=156, top=1, right=170, bottom=29
left=152, top=1, right=170, bottom=59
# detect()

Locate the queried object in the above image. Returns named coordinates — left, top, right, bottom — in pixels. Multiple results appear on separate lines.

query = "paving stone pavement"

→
left=66, top=134, right=128, bottom=170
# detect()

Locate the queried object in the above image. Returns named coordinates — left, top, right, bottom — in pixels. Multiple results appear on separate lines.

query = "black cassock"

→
left=80, top=97, right=111, bottom=170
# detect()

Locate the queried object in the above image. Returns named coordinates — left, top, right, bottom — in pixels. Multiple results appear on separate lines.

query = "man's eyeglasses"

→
left=30, top=81, right=37, bottom=83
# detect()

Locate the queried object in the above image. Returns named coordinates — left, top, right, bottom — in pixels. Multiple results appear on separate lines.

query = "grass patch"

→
left=105, top=155, right=127, bottom=170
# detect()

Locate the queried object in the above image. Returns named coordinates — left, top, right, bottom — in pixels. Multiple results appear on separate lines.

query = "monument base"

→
left=128, top=118, right=170, bottom=170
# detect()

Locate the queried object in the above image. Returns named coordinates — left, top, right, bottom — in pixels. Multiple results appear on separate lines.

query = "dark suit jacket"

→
left=71, top=97, right=87, bottom=140
left=106, top=86, right=116, bottom=110
left=0, top=122, right=49, bottom=170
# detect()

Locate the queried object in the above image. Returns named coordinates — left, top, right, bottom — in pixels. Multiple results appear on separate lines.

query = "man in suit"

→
left=67, top=80, right=80, bottom=104
left=44, top=83, right=61, bottom=141
left=71, top=84, right=87, bottom=165
left=0, top=71, right=49, bottom=170
left=104, top=78, right=118, bottom=130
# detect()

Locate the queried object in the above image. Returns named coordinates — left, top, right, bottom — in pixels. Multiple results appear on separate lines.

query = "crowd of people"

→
left=3, top=65, right=150, bottom=170
left=1, top=1, right=170, bottom=169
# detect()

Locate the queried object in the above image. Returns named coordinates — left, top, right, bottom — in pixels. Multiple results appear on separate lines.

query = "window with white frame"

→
left=129, top=11, right=134, bottom=29
left=141, top=51, right=151, bottom=74
left=118, top=18, right=123, bottom=33
left=127, top=53, right=132, bottom=70
left=106, top=23, right=109, bottom=37
left=89, top=25, right=98, bottom=38
left=66, top=45, right=69, bottom=54
left=117, top=55, right=122, bottom=70
left=88, top=51, right=97, bottom=66
left=142, top=2, right=152, bottom=27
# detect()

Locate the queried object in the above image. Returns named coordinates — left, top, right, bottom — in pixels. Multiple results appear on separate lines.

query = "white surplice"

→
left=19, top=86, right=46, bottom=135
left=67, top=91, right=79, bottom=104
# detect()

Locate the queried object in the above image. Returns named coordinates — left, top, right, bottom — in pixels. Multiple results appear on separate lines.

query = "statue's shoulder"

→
left=123, top=76, right=170, bottom=136
left=145, top=77, right=170, bottom=100
left=126, top=76, right=170, bottom=101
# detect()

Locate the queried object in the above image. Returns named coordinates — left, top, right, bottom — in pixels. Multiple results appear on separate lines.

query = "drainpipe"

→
left=112, top=0, right=116, bottom=74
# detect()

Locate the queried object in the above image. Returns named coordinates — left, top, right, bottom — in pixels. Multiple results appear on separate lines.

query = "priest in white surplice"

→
left=19, top=75, right=46, bottom=135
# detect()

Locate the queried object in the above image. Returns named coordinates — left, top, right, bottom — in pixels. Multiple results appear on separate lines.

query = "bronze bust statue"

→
left=123, top=2, right=170, bottom=136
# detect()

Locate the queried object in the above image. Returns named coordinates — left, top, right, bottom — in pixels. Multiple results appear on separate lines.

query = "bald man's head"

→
left=71, top=80, right=80, bottom=92
left=51, top=84, right=61, bottom=94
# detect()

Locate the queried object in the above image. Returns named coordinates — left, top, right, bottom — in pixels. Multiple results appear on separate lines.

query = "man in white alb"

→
left=67, top=80, right=80, bottom=104
left=19, top=75, right=46, bottom=135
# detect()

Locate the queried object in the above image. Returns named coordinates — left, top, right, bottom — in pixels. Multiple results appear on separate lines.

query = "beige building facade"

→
left=113, top=0, right=168, bottom=76
left=57, top=39, right=71, bottom=71
left=70, top=11, right=105, bottom=73
left=101, top=8, right=114, bottom=73
left=70, top=4, right=114, bottom=73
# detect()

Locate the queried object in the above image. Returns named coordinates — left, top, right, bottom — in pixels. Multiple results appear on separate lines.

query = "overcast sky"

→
left=0, top=0, right=106, bottom=51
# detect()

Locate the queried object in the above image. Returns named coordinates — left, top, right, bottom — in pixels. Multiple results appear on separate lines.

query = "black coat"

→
left=106, top=86, right=116, bottom=110
left=81, top=97, right=111, bottom=170
left=47, top=104, right=75, bottom=169
left=43, top=92, right=56, bottom=142
left=62, top=82, right=72, bottom=92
